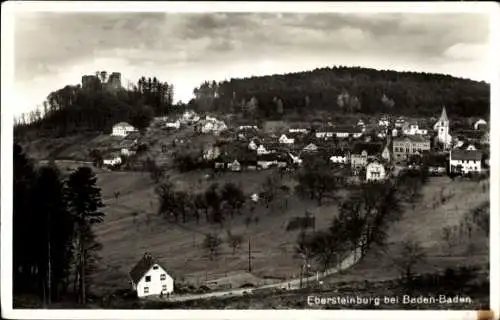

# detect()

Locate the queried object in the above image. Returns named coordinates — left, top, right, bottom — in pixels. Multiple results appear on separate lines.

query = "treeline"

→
left=14, top=143, right=105, bottom=304
left=190, top=66, right=490, bottom=118
left=14, top=72, right=177, bottom=138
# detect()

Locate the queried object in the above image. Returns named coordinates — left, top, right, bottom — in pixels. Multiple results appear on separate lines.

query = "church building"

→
left=433, top=106, right=452, bottom=149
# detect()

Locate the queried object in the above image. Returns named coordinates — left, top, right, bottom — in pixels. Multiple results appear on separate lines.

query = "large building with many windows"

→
left=392, top=136, right=431, bottom=161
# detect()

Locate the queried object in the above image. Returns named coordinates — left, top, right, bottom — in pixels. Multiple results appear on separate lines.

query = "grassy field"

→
left=322, top=176, right=489, bottom=285
left=90, top=168, right=490, bottom=298
left=91, top=168, right=342, bottom=295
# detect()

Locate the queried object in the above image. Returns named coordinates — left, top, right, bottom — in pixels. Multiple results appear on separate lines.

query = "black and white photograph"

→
left=2, top=1, right=499, bottom=319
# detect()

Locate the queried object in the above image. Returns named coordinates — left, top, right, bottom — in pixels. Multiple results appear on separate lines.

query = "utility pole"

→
left=299, top=263, right=303, bottom=289
left=248, top=238, right=252, bottom=272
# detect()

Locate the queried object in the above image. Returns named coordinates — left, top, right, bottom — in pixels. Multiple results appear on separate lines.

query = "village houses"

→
left=329, top=149, right=349, bottom=165
left=303, top=143, right=319, bottom=152
left=350, top=143, right=383, bottom=171
left=402, top=122, right=428, bottom=136
left=257, top=144, right=272, bottom=155
left=165, top=119, right=181, bottom=130
left=112, top=122, right=137, bottom=137
left=129, top=253, right=174, bottom=298
left=378, top=117, right=390, bottom=127
left=103, top=154, right=122, bottom=167
left=449, top=150, right=482, bottom=174
left=248, top=140, right=258, bottom=151
left=366, top=160, right=386, bottom=181
left=279, top=134, right=295, bottom=144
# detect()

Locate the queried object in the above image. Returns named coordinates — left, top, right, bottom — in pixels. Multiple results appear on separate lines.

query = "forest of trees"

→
left=190, top=66, right=490, bottom=119
left=14, top=72, right=176, bottom=138
left=14, top=143, right=105, bottom=305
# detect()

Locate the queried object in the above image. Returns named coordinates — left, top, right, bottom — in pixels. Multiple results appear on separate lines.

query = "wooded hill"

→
left=14, top=74, right=177, bottom=139
left=191, top=66, right=490, bottom=119
left=15, top=66, right=490, bottom=139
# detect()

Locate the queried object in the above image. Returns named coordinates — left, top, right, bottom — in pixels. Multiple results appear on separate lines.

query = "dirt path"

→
left=160, top=247, right=363, bottom=302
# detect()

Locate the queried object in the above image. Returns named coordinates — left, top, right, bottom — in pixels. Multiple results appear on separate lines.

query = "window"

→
left=145, top=276, right=151, bottom=282
left=144, top=287, right=149, bottom=294
left=162, top=284, right=167, bottom=291
left=153, top=266, right=159, bottom=270
left=160, top=274, right=166, bottom=280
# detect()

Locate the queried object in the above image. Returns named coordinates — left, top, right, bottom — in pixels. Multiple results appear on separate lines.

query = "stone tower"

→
left=107, top=72, right=122, bottom=91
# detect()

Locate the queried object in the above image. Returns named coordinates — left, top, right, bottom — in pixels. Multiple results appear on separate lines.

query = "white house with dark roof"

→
left=303, top=143, right=319, bottom=152
left=165, top=119, right=181, bottom=129
left=103, top=154, right=122, bottom=166
left=329, top=150, right=349, bottom=164
left=279, top=134, right=295, bottom=144
left=449, top=150, right=482, bottom=174
left=129, top=253, right=174, bottom=298
left=257, top=144, right=271, bottom=155
left=403, top=122, right=428, bottom=136
left=112, top=122, right=136, bottom=137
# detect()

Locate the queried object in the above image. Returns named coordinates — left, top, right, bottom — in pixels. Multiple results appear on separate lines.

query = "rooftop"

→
left=129, top=253, right=162, bottom=285
left=450, top=150, right=482, bottom=161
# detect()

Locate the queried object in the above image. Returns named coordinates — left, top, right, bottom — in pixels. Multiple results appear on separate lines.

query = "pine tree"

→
left=13, top=143, right=38, bottom=294
left=33, top=165, right=74, bottom=302
left=65, top=167, right=105, bottom=304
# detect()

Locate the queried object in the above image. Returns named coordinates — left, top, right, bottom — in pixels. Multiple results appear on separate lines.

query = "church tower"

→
left=434, top=106, right=451, bottom=148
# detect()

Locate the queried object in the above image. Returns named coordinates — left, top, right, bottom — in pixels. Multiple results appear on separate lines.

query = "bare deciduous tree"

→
left=393, top=240, right=427, bottom=285
left=203, top=233, right=222, bottom=261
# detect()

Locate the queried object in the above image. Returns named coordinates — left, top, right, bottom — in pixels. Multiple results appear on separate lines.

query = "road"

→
left=163, top=247, right=362, bottom=302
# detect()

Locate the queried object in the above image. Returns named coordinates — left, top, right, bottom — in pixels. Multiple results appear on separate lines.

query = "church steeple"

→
left=439, top=106, right=448, bottom=123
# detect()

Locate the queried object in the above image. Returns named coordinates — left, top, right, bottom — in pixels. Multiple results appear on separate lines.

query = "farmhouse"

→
left=129, top=253, right=174, bottom=298
left=329, top=149, right=349, bottom=164
left=181, top=110, right=199, bottom=124
left=366, top=160, right=386, bottom=181
left=112, top=122, right=136, bottom=137
left=288, top=126, right=309, bottom=134
left=303, top=143, right=319, bottom=152
left=395, top=117, right=407, bottom=128
left=315, top=128, right=333, bottom=139
left=279, top=134, right=295, bottom=144
left=103, top=154, right=122, bottom=166
left=449, top=150, right=482, bottom=174
left=257, top=153, right=278, bottom=169
left=257, top=144, right=271, bottom=155
left=227, top=160, right=242, bottom=172
left=165, top=120, right=181, bottom=129
left=350, top=143, right=383, bottom=170
left=392, top=136, right=431, bottom=161
left=239, top=125, right=258, bottom=131
left=402, top=122, right=428, bottom=136
left=378, top=117, right=390, bottom=127
left=332, top=126, right=359, bottom=139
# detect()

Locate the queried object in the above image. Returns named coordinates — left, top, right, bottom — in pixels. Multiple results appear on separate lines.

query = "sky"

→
left=12, top=7, right=492, bottom=117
